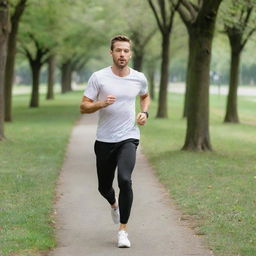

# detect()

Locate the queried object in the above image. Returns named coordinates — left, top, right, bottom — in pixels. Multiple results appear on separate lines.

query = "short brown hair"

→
left=110, top=35, right=132, bottom=51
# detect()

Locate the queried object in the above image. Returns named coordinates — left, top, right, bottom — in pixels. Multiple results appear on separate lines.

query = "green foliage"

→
left=57, top=0, right=109, bottom=64
left=221, top=0, right=255, bottom=25
left=19, top=0, right=60, bottom=56
left=220, top=0, right=256, bottom=40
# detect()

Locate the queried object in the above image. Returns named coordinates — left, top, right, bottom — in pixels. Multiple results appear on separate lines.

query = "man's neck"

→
left=111, top=65, right=130, bottom=77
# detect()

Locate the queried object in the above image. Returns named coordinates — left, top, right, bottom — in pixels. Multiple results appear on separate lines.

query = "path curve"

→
left=49, top=114, right=214, bottom=256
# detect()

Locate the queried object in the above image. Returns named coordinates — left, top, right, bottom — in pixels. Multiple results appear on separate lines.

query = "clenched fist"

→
left=102, top=95, right=116, bottom=107
left=136, top=112, right=148, bottom=126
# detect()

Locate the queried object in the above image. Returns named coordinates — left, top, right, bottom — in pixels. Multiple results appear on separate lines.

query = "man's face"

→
left=110, top=41, right=132, bottom=69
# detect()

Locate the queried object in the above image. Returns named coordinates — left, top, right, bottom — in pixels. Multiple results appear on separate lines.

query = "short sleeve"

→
left=139, top=73, right=148, bottom=96
left=84, top=73, right=99, bottom=101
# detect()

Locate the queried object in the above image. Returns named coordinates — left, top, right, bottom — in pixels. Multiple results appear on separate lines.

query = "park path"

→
left=49, top=114, right=214, bottom=256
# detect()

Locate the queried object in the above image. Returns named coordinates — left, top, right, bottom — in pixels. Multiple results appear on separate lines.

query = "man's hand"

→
left=102, top=95, right=116, bottom=107
left=136, top=112, right=147, bottom=126
left=80, top=95, right=116, bottom=114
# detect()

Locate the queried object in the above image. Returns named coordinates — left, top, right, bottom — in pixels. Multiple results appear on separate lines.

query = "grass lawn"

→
left=0, top=90, right=81, bottom=256
left=140, top=92, right=256, bottom=256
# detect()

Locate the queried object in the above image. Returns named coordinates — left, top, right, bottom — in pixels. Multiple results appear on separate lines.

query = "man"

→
left=80, top=35, right=150, bottom=248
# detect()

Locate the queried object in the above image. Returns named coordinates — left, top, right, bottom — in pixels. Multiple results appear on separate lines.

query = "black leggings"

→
left=94, top=138, right=139, bottom=224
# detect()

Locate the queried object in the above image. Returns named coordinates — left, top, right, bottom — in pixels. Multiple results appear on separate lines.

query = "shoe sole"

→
left=118, top=244, right=131, bottom=248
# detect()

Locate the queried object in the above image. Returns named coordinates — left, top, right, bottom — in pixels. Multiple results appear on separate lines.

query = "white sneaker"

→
left=118, top=230, right=131, bottom=248
left=111, top=198, right=120, bottom=224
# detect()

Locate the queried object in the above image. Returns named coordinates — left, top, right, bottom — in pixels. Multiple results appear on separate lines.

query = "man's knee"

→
left=118, top=177, right=132, bottom=191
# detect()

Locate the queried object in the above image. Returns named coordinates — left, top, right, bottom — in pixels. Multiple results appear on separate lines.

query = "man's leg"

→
left=116, top=140, right=138, bottom=248
left=94, top=141, right=117, bottom=206
left=117, top=140, right=139, bottom=228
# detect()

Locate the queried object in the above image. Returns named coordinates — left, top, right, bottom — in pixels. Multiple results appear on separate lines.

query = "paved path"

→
left=49, top=114, right=214, bottom=256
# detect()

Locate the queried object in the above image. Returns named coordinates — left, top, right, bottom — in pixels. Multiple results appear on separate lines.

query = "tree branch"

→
left=191, top=2, right=200, bottom=12
left=20, top=44, right=33, bottom=63
left=176, top=3, right=192, bottom=26
left=243, top=6, right=253, bottom=29
left=11, top=0, right=27, bottom=24
left=28, top=33, right=41, bottom=51
left=180, top=0, right=197, bottom=20
left=241, top=27, right=256, bottom=51
left=142, top=27, right=157, bottom=46
left=170, top=0, right=182, bottom=19
left=158, top=0, right=167, bottom=28
left=167, top=0, right=181, bottom=32
left=147, top=0, right=164, bottom=34
left=41, top=50, right=50, bottom=65
left=239, top=6, right=245, bottom=24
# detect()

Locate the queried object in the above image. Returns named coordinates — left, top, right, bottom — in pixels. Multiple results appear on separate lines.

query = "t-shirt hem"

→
left=95, top=135, right=140, bottom=143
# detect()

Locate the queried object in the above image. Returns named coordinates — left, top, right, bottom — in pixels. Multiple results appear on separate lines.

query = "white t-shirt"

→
left=84, top=66, right=148, bottom=142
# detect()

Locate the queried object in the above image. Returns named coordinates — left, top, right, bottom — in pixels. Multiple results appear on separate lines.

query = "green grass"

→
left=141, top=93, right=256, bottom=256
left=0, top=91, right=81, bottom=256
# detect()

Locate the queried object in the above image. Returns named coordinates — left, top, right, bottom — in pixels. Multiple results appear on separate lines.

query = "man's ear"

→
left=109, top=50, right=113, bottom=56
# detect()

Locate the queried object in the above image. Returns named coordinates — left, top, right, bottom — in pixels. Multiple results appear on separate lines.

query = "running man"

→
left=80, top=35, right=150, bottom=248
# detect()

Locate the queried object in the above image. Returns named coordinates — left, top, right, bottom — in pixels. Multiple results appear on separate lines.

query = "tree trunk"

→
left=179, top=0, right=222, bottom=151
left=4, top=0, right=27, bottom=122
left=0, top=0, right=9, bottom=140
left=224, top=41, right=241, bottom=123
left=61, top=61, right=72, bottom=93
left=133, top=51, right=144, bottom=72
left=67, top=68, right=72, bottom=92
left=156, top=33, right=170, bottom=118
left=148, top=67, right=155, bottom=101
left=29, top=62, right=41, bottom=107
left=182, top=33, right=193, bottom=118
left=46, top=55, right=55, bottom=100
left=4, top=32, right=15, bottom=122
left=182, top=29, right=213, bottom=151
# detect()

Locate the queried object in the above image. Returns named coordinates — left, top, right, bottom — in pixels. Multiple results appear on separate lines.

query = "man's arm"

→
left=136, top=93, right=150, bottom=126
left=80, top=95, right=116, bottom=114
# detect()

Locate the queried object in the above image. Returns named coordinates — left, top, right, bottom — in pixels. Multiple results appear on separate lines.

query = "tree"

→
left=222, top=0, right=256, bottom=123
left=117, top=0, right=157, bottom=72
left=21, top=34, right=49, bottom=107
left=177, top=0, right=223, bottom=151
left=59, top=31, right=104, bottom=93
left=147, top=0, right=180, bottom=118
left=60, top=57, right=73, bottom=93
left=58, top=1, right=111, bottom=93
left=0, top=0, right=10, bottom=140
left=144, top=32, right=161, bottom=101
left=130, top=29, right=157, bottom=72
left=46, top=54, right=55, bottom=100
left=18, top=0, right=62, bottom=107
left=4, top=0, right=27, bottom=122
